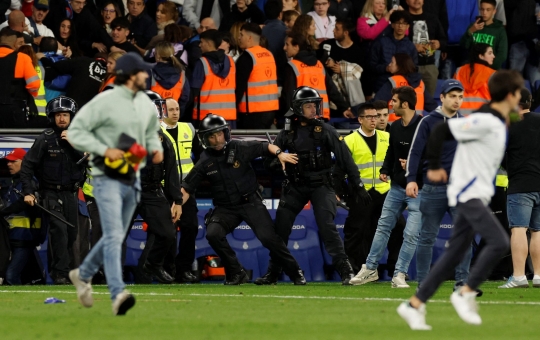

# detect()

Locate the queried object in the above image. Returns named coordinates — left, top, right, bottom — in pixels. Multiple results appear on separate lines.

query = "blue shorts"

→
left=507, top=192, right=540, bottom=231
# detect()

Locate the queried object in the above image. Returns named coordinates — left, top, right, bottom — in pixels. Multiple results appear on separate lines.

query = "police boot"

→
left=176, top=271, right=198, bottom=283
left=337, top=259, right=355, bottom=286
left=142, top=263, right=174, bottom=284
left=288, top=269, right=307, bottom=285
left=254, top=263, right=281, bottom=285
left=224, top=269, right=250, bottom=285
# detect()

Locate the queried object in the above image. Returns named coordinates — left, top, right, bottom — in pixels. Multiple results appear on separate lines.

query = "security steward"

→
left=0, top=27, right=40, bottom=128
left=133, top=91, right=183, bottom=284
left=160, top=97, right=199, bottom=283
left=257, top=86, right=371, bottom=286
left=334, top=103, right=390, bottom=272
left=20, top=96, right=86, bottom=284
left=178, top=114, right=307, bottom=285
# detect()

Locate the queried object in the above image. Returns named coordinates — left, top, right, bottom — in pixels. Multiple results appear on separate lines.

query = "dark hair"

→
left=519, top=88, right=532, bottom=110
left=18, top=45, right=38, bottom=67
left=39, top=37, right=58, bottom=53
left=488, top=70, right=524, bottom=103
left=391, top=86, right=417, bottom=110
left=264, top=0, right=283, bottom=20
left=372, top=100, right=388, bottom=111
left=241, top=22, right=262, bottom=37
left=469, top=43, right=492, bottom=77
left=56, top=18, right=82, bottom=57
left=393, top=53, right=416, bottom=76
left=358, top=103, right=376, bottom=116
left=110, top=17, right=130, bottom=30
left=286, top=31, right=312, bottom=52
left=164, top=24, right=185, bottom=43
left=0, top=27, right=17, bottom=39
left=14, top=31, right=23, bottom=39
left=177, top=25, right=194, bottom=41
left=200, top=29, right=222, bottom=49
left=100, top=1, right=122, bottom=26
left=291, top=14, right=318, bottom=49
left=480, top=0, right=496, bottom=7
left=390, top=11, right=411, bottom=25
left=221, top=32, right=238, bottom=55
left=336, top=19, right=355, bottom=35
left=283, top=10, right=299, bottom=22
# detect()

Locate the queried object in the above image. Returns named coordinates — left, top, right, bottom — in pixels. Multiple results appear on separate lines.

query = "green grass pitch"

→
left=0, top=281, right=538, bottom=339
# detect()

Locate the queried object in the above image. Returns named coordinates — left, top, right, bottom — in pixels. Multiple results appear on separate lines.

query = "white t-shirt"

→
left=34, top=22, right=55, bottom=38
left=446, top=113, right=506, bottom=207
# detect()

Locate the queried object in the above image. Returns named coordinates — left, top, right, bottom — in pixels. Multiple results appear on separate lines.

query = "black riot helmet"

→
left=46, top=96, right=78, bottom=123
left=144, top=90, right=167, bottom=119
left=285, top=86, right=323, bottom=119
left=197, top=114, right=231, bottom=149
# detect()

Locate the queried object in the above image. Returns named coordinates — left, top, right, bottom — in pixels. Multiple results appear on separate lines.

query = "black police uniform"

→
left=271, top=119, right=362, bottom=283
left=182, top=139, right=304, bottom=284
left=133, top=129, right=182, bottom=283
left=19, top=127, right=85, bottom=283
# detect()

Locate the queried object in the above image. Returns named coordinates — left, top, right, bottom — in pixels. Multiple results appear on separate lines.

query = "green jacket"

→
left=67, top=85, right=163, bottom=178
left=460, top=19, right=508, bottom=70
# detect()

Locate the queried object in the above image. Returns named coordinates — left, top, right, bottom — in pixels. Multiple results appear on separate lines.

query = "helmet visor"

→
left=152, top=99, right=167, bottom=119
left=296, top=98, right=323, bottom=119
left=198, top=126, right=231, bottom=150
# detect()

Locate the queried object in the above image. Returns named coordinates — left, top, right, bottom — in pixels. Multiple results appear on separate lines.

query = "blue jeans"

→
left=6, top=247, right=33, bottom=285
left=416, top=184, right=472, bottom=284
left=79, top=176, right=140, bottom=300
left=507, top=192, right=540, bottom=230
left=509, top=41, right=540, bottom=84
left=366, top=184, right=422, bottom=276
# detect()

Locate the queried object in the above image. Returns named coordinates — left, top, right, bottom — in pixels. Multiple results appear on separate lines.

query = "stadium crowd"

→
left=0, top=0, right=539, bottom=298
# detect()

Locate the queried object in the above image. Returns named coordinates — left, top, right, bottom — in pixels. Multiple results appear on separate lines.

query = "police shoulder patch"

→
left=233, top=160, right=240, bottom=168
left=314, top=126, right=322, bottom=132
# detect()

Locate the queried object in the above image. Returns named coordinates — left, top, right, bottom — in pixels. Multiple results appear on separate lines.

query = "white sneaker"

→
left=112, top=290, right=136, bottom=316
left=392, top=272, right=410, bottom=288
left=69, top=269, right=93, bottom=308
left=397, top=302, right=432, bottom=330
left=349, top=264, right=378, bottom=286
left=533, top=277, right=540, bottom=288
left=498, top=276, right=529, bottom=288
left=450, top=291, right=482, bottom=325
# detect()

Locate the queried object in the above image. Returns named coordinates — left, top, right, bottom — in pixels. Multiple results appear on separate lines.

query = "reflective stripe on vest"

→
left=238, top=46, right=279, bottom=113
left=496, top=167, right=508, bottom=188
left=288, top=59, right=330, bottom=120
left=82, top=170, right=93, bottom=197
left=193, top=56, right=237, bottom=121
left=387, top=75, right=425, bottom=121
left=160, top=123, right=194, bottom=182
left=151, top=70, right=185, bottom=100
left=344, top=130, right=390, bottom=193
left=35, top=65, right=46, bottom=116
left=7, top=216, right=42, bottom=229
left=454, top=65, right=494, bottom=116
left=459, top=96, right=489, bottom=116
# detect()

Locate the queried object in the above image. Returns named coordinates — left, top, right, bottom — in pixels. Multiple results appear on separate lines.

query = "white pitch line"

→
left=185, top=293, right=540, bottom=306
left=0, top=290, right=173, bottom=296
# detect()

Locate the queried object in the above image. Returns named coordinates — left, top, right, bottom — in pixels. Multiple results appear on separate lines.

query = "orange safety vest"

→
left=454, top=64, right=494, bottom=115
left=387, top=75, right=425, bottom=122
left=193, top=56, right=237, bottom=121
left=99, top=75, right=115, bottom=92
left=238, top=45, right=279, bottom=113
left=288, top=59, right=330, bottom=120
left=151, top=70, right=185, bottom=100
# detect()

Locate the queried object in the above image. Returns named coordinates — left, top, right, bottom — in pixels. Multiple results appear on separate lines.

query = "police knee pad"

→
left=205, top=220, right=227, bottom=242
left=278, top=197, right=304, bottom=212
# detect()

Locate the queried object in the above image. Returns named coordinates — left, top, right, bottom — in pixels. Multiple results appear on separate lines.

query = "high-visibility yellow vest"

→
left=160, top=122, right=194, bottom=181
left=35, top=64, right=46, bottom=116
left=344, top=129, right=390, bottom=193
left=82, top=168, right=94, bottom=197
left=496, top=167, right=508, bottom=188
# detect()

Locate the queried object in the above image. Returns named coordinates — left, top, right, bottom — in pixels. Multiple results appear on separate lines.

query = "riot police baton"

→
left=266, top=132, right=288, bottom=176
left=336, top=199, right=349, bottom=211
left=76, top=153, right=90, bottom=165
left=12, top=188, right=76, bottom=228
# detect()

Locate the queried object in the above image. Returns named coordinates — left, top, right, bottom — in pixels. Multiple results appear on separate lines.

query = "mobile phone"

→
left=475, top=16, right=484, bottom=23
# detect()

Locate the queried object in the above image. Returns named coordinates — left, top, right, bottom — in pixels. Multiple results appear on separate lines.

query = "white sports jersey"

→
left=447, top=113, right=506, bottom=207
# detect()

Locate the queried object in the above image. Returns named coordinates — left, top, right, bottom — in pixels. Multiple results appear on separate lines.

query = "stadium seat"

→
left=125, top=219, right=147, bottom=267
left=36, top=236, right=52, bottom=284
left=525, top=80, right=532, bottom=94
left=194, top=210, right=216, bottom=260
left=535, top=79, right=540, bottom=91
left=226, top=223, right=270, bottom=280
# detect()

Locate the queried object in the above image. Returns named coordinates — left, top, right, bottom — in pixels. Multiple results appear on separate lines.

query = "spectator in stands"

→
left=137, top=2, right=179, bottom=54
left=18, top=45, right=48, bottom=125
left=307, top=0, right=335, bottom=42
left=145, top=24, right=189, bottom=66
left=291, top=14, right=319, bottom=49
left=460, top=0, right=507, bottom=70
left=56, top=18, right=82, bottom=58
left=283, top=9, right=299, bottom=29
left=69, top=0, right=114, bottom=56
left=28, top=0, right=55, bottom=48
left=150, top=41, right=190, bottom=114
left=109, top=17, right=140, bottom=54
left=373, top=99, right=389, bottom=131
left=220, top=31, right=240, bottom=61
left=39, top=37, right=71, bottom=101
left=262, top=0, right=287, bottom=86
left=235, top=23, right=279, bottom=129
left=406, top=0, right=447, bottom=97
left=1, top=10, right=33, bottom=45
left=499, top=88, right=540, bottom=289
left=454, top=43, right=495, bottom=115
left=329, top=0, right=353, bottom=21
left=319, top=19, right=363, bottom=75
left=100, top=1, right=122, bottom=34
left=281, top=31, right=351, bottom=121
left=370, top=11, right=417, bottom=93
left=99, top=50, right=125, bottom=92
left=0, top=28, right=40, bottom=129
left=14, top=31, right=26, bottom=50
left=440, top=0, right=478, bottom=79
left=191, top=29, right=236, bottom=125
left=485, top=0, right=505, bottom=25
left=184, top=17, right=217, bottom=73
left=126, top=0, right=157, bottom=49
left=506, top=0, right=540, bottom=84
left=401, top=0, right=448, bottom=35
left=219, top=0, right=266, bottom=32
left=283, top=0, right=301, bottom=12
left=183, top=0, right=234, bottom=31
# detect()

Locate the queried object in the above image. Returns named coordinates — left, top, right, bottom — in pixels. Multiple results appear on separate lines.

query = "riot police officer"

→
left=257, top=86, right=371, bottom=285
left=20, top=96, right=86, bottom=284
left=134, top=91, right=183, bottom=284
left=179, top=114, right=306, bottom=285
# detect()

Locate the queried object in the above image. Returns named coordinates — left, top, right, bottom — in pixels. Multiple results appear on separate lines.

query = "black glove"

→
left=354, top=183, right=372, bottom=206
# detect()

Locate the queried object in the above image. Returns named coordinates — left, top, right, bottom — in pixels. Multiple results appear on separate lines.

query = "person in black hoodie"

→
left=219, top=0, right=266, bottom=32
left=191, top=29, right=237, bottom=126
left=281, top=31, right=351, bottom=122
